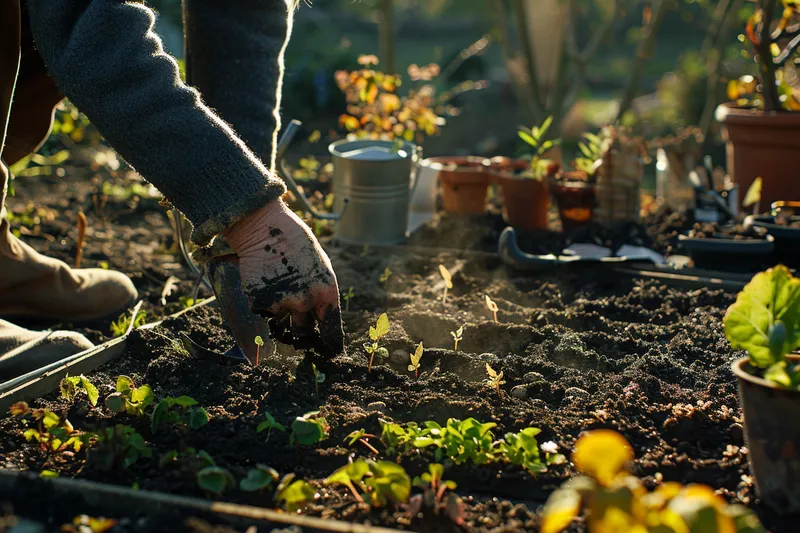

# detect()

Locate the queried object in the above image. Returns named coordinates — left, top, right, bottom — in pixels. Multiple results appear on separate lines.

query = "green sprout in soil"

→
left=196, top=466, right=235, bottom=497
left=60, top=374, right=99, bottom=407
left=450, top=325, right=464, bottom=351
left=110, top=309, right=146, bottom=338
left=240, top=464, right=280, bottom=493
left=409, top=463, right=464, bottom=526
left=105, top=375, right=153, bottom=417
left=150, top=396, right=209, bottom=435
left=408, top=342, right=424, bottom=378
left=325, top=459, right=411, bottom=508
left=290, top=410, right=329, bottom=446
left=518, top=116, right=560, bottom=180
left=90, top=424, right=152, bottom=471
left=312, top=363, right=326, bottom=397
left=439, top=264, right=453, bottom=304
left=574, top=131, right=604, bottom=176
left=256, top=411, right=286, bottom=442
left=10, top=402, right=90, bottom=453
left=179, top=296, right=196, bottom=309
left=275, top=473, right=316, bottom=513
left=379, top=266, right=392, bottom=284
left=254, top=335, right=264, bottom=366
left=485, top=295, right=499, bottom=323
left=344, top=428, right=380, bottom=455
left=484, top=363, right=505, bottom=397
left=342, top=287, right=355, bottom=312
left=724, top=265, right=800, bottom=388
left=412, top=463, right=457, bottom=505
left=364, top=313, right=390, bottom=372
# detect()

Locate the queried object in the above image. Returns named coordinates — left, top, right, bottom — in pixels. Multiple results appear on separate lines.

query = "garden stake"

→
left=75, top=211, right=87, bottom=268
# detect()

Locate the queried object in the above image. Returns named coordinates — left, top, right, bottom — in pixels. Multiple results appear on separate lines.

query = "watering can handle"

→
left=277, top=120, right=347, bottom=222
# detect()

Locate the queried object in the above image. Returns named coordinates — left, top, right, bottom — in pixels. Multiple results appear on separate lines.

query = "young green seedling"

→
left=450, top=325, right=464, bottom=351
left=290, top=410, right=329, bottom=446
left=240, top=464, right=280, bottom=494
left=256, top=411, right=286, bottom=442
left=90, top=424, right=152, bottom=471
left=364, top=313, right=390, bottom=372
left=325, top=459, right=411, bottom=508
left=110, top=309, right=147, bottom=338
left=439, top=264, right=453, bottom=304
left=150, top=395, right=209, bottom=435
left=485, top=295, right=499, bottom=323
left=344, top=428, right=380, bottom=455
left=196, top=466, right=235, bottom=496
left=408, top=342, right=424, bottom=378
left=10, top=402, right=90, bottom=453
left=484, top=364, right=505, bottom=397
left=312, top=363, right=326, bottom=397
left=105, top=375, right=154, bottom=417
left=343, top=287, right=355, bottom=312
left=60, top=374, right=99, bottom=407
left=518, top=116, right=561, bottom=179
left=254, top=335, right=264, bottom=366
left=412, top=463, right=457, bottom=505
left=275, top=473, right=316, bottom=513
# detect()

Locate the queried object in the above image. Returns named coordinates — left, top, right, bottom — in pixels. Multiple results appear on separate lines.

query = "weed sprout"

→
left=485, top=295, right=499, bottom=323
left=439, top=264, right=453, bottom=304
left=450, top=325, right=464, bottom=351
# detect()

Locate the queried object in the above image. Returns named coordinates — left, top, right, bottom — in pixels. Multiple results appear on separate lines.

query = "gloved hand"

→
left=224, top=199, right=344, bottom=355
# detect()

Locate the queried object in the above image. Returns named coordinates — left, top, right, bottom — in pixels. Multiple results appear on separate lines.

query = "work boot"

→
left=0, top=219, right=137, bottom=321
left=0, top=319, right=94, bottom=381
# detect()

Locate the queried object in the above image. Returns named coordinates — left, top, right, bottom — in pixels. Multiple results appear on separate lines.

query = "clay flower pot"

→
left=718, top=103, right=800, bottom=207
left=732, top=355, right=800, bottom=513
left=550, top=171, right=596, bottom=232
left=485, top=157, right=550, bottom=231
left=437, top=157, right=490, bottom=215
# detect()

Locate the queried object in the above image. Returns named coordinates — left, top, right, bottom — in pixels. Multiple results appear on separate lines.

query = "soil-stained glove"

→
left=224, top=199, right=344, bottom=356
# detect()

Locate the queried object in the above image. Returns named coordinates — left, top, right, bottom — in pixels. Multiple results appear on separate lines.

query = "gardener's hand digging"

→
left=224, top=199, right=344, bottom=356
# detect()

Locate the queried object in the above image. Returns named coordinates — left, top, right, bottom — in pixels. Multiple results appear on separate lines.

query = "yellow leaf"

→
left=374, top=313, right=390, bottom=338
left=410, top=342, right=424, bottom=365
left=9, top=401, right=29, bottom=416
left=742, top=177, right=762, bottom=208
left=485, top=295, right=498, bottom=312
left=541, top=488, right=582, bottom=533
left=439, top=264, right=453, bottom=289
left=485, top=363, right=498, bottom=378
left=572, top=430, right=633, bottom=486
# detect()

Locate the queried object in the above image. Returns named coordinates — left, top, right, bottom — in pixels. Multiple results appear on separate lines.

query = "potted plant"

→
left=718, top=0, right=800, bottom=207
left=486, top=117, right=559, bottom=231
left=724, top=265, right=800, bottom=513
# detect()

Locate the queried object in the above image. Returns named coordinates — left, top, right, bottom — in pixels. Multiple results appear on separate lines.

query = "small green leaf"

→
left=159, top=450, right=179, bottom=468
left=518, top=130, right=537, bottom=147
left=150, top=400, right=169, bottom=434
left=539, top=116, right=553, bottom=137
left=325, top=459, right=371, bottom=486
left=170, top=396, right=198, bottom=408
left=131, top=384, right=154, bottom=406
left=80, top=376, right=99, bottom=407
left=275, top=475, right=316, bottom=513
left=765, top=361, right=793, bottom=387
left=188, top=408, right=209, bottom=429
left=116, top=375, right=134, bottom=394
left=105, top=393, right=127, bottom=414
left=374, top=313, right=390, bottom=338
left=240, top=464, right=280, bottom=492
left=196, top=466, right=235, bottom=496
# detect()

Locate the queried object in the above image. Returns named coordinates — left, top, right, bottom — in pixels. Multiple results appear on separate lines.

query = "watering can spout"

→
left=277, top=120, right=347, bottom=222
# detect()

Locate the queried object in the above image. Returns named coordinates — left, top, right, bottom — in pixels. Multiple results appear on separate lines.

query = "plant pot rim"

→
left=678, top=232, right=774, bottom=253
left=751, top=216, right=800, bottom=239
left=427, top=156, right=487, bottom=173
left=732, top=354, right=800, bottom=392
left=717, top=102, right=800, bottom=125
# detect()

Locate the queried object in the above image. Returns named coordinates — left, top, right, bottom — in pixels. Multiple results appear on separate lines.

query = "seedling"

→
left=196, top=466, right=235, bottom=496
left=105, top=375, right=153, bottom=416
left=408, top=342, right=424, bottom=378
left=412, top=463, right=457, bottom=504
left=325, top=459, right=411, bottom=508
left=60, top=374, right=99, bottom=407
left=256, top=411, right=286, bottom=442
left=240, top=464, right=280, bottom=493
left=379, top=266, right=392, bottom=284
left=485, top=295, right=499, bottom=322
left=484, top=363, right=505, bottom=397
left=10, top=402, right=90, bottom=453
left=724, top=265, right=800, bottom=388
left=499, top=428, right=548, bottom=474
left=90, top=424, right=152, bottom=471
left=439, top=264, right=453, bottom=304
left=75, top=211, right=87, bottom=268
left=254, top=335, right=264, bottom=366
left=150, top=396, right=209, bottom=435
left=450, top=325, right=464, bottom=351
left=312, top=363, right=326, bottom=397
left=275, top=473, right=316, bottom=513
left=518, top=116, right=561, bottom=180
left=343, top=287, right=355, bottom=312
left=743, top=177, right=763, bottom=217
left=364, top=313, right=390, bottom=372
left=110, top=309, right=146, bottom=338
left=573, top=131, right=604, bottom=176
left=540, top=430, right=764, bottom=533
left=344, top=428, right=380, bottom=455
left=290, top=410, right=329, bottom=446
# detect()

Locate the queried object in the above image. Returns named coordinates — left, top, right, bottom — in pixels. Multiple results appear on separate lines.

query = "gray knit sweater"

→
left=26, top=0, right=291, bottom=246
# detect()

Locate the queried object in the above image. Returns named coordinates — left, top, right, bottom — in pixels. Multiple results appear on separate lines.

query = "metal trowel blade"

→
left=206, top=256, right=275, bottom=365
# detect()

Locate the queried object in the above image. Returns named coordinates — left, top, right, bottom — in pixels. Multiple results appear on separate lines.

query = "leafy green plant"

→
left=275, top=473, right=316, bottom=513
left=10, top=402, right=91, bottom=453
left=450, top=325, right=464, bottom=351
left=343, top=287, right=355, bottom=312
left=110, top=309, right=146, bottom=338
left=150, top=396, right=209, bottom=434
left=105, top=376, right=154, bottom=416
left=240, top=464, right=280, bottom=493
left=573, top=132, right=604, bottom=176
left=724, top=265, right=800, bottom=388
left=325, top=459, right=411, bottom=508
left=408, top=342, right=424, bottom=378
left=364, top=313, right=390, bottom=372
left=498, top=427, right=564, bottom=474
left=312, top=363, right=326, bottom=397
left=90, top=424, right=152, bottom=471
left=196, top=466, right=235, bottom=496
left=344, top=428, right=380, bottom=455
left=518, top=116, right=561, bottom=180
left=60, top=374, right=99, bottom=407
left=290, top=410, right=329, bottom=446
left=540, top=430, right=764, bottom=533
left=484, top=363, right=506, bottom=397
left=256, top=411, right=286, bottom=442
left=439, top=264, right=453, bottom=304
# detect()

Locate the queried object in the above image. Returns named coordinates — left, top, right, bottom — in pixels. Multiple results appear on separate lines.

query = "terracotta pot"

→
left=486, top=157, right=550, bottom=231
left=551, top=171, right=596, bottom=232
left=719, top=103, right=800, bottom=207
left=437, top=157, right=490, bottom=215
left=733, top=355, right=800, bottom=513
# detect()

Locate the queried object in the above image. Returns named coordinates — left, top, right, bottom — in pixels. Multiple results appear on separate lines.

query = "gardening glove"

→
left=224, top=199, right=344, bottom=356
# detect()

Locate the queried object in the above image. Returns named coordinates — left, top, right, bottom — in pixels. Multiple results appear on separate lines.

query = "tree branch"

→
left=571, top=0, right=619, bottom=65
left=490, top=0, right=539, bottom=120
left=700, top=0, right=741, bottom=137
left=512, top=0, right=545, bottom=112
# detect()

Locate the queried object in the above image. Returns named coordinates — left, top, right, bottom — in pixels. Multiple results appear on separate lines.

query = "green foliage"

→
left=408, top=342, right=424, bottom=377
left=90, top=424, right=152, bottom=471
left=196, top=466, right=235, bottom=496
left=60, top=374, right=99, bottom=407
left=256, top=411, right=286, bottom=441
left=110, top=310, right=147, bottom=338
left=275, top=473, right=316, bottom=513
left=365, top=313, right=391, bottom=372
left=343, top=287, right=355, bottom=312
left=724, top=265, right=800, bottom=387
left=325, top=459, right=411, bottom=508
left=10, top=402, right=90, bottom=453
left=105, top=376, right=154, bottom=417
left=518, top=116, right=561, bottom=180
left=412, top=463, right=457, bottom=503
left=290, top=410, right=329, bottom=446
left=240, top=464, right=280, bottom=493
left=573, top=132, right=605, bottom=176
left=499, top=428, right=548, bottom=474
left=150, top=396, right=209, bottom=434
left=312, top=363, right=326, bottom=397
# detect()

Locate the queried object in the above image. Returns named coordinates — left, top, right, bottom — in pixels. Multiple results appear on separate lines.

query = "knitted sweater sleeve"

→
left=25, top=1, right=289, bottom=246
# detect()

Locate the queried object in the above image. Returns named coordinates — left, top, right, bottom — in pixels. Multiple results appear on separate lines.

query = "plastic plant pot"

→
left=550, top=171, right=596, bottom=233
left=677, top=233, right=775, bottom=273
left=732, top=355, right=800, bottom=514
left=485, top=157, right=550, bottom=231
left=437, top=157, right=490, bottom=215
left=751, top=214, right=800, bottom=269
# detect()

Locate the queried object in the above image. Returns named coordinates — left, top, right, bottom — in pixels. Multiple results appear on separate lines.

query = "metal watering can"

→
left=279, top=120, right=422, bottom=246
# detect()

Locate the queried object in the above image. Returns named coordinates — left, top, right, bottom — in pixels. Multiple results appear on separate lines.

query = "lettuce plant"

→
left=60, top=374, right=99, bottom=407
left=344, top=428, right=380, bottom=455
left=325, top=459, right=411, bottom=508
left=275, top=473, right=316, bottom=513
left=412, top=463, right=456, bottom=504
left=724, top=265, right=800, bottom=388
left=240, top=464, right=280, bottom=494
left=105, top=376, right=153, bottom=417
left=364, top=313, right=390, bottom=372
left=150, top=395, right=209, bottom=434
left=312, top=363, right=326, bottom=397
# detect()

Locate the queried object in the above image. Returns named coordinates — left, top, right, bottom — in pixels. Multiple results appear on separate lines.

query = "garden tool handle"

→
left=277, top=120, right=348, bottom=222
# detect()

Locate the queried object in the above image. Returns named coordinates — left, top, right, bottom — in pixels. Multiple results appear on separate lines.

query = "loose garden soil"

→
left=0, top=166, right=790, bottom=532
